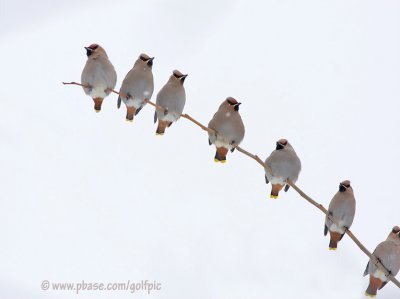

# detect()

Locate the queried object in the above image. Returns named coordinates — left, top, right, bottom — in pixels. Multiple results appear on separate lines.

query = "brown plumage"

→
left=215, top=147, right=229, bottom=163
left=208, top=97, right=245, bottom=163
left=81, top=44, right=117, bottom=112
left=270, top=184, right=284, bottom=199
left=156, top=120, right=172, bottom=135
left=328, top=231, right=342, bottom=250
left=365, top=276, right=384, bottom=297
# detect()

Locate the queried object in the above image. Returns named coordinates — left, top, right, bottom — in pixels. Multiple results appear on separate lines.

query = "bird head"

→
left=339, top=180, right=351, bottom=192
left=172, top=70, right=188, bottom=84
left=224, top=97, right=242, bottom=112
left=276, top=139, right=288, bottom=150
left=136, top=53, right=155, bottom=68
left=84, top=44, right=107, bottom=58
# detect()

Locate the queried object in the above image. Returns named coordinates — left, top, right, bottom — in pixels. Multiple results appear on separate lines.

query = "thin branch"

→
left=63, top=81, right=400, bottom=290
left=144, top=99, right=167, bottom=113
left=287, top=180, right=400, bottom=288
left=235, top=146, right=270, bottom=171
left=181, top=113, right=215, bottom=134
left=62, top=81, right=90, bottom=89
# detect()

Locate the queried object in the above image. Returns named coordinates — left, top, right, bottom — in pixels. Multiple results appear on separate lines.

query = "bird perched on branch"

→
left=363, top=228, right=400, bottom=297
left=81, top=44, right=117, bottom=112
left=264, top=139, right=301, bottom=198
left=154, top=70, right=187, bottom=135
left=207, top=97, right=245, bottom=163
left=324, top=180, right=356, bottom=250
left=117, top=53, right=154, bottom=122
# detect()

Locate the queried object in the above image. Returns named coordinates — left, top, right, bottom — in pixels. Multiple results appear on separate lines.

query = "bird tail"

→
left=126, top=106, right=136, bottom=122
left=214, top=147, right=228, bottom=163
left=156, top=120, right=171, bottom=135
left=365, top=276, right=383, bottom=297
left=93, top=97, right=103, bottom=112
left=270, top=184, right=283, bottom=199
left=328, top=231, right=342, bottom=250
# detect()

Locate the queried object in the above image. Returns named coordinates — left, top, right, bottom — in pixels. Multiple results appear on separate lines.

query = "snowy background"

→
left=1, top=0, right=400, bottom=298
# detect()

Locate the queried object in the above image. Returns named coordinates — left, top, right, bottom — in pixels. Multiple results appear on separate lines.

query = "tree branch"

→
left=63, top=81, right=400, bottom=290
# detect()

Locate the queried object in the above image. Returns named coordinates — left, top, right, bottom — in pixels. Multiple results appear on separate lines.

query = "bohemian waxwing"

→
left=363, top=229, right=400, bottom=297
left=154, top=70, right=187, bottom=135
left=207, top=97, right=245, bottom=163
left=117, top=53, right=154, bottom=122
left=81, top=44, right=117, bottom=112
left=264, top=139, right=301, bottom=198
left=324, top=180, right=356, bottom=250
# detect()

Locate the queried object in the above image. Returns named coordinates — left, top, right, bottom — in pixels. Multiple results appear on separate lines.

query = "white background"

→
left=1, top=0, right=399, bottom=298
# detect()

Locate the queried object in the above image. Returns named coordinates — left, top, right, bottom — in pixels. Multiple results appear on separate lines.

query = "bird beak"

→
left=339, top=183, right=347, bottom=192
left=276, top=142, right=284, bottom=150
left=84, top=47, right=93, bottom=57
left=180, top=74, right=188, bottom=83
left=147, top=57, right=155, bottom=67
left=234, top=102, right=241, bottom=111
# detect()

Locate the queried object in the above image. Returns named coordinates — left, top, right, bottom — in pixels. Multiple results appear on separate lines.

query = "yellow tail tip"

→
left=214, top=158, right=219, bottom=163
left=270, top=195, right=278, bottom=199
left=364, top=292, right=376, bottom=298
left=95, top=110, right=101, bottom=113
left=155, top=132, right=164, bottom=136
left=220, top=160, right=226, bottom=164
left=329, top=247, right=337, bottom=251
left=125, top=119, right=133, bottom=122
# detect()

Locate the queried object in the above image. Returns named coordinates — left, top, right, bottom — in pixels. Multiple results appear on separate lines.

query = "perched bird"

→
left=117, top=53, right=154, bottom=122
left=264, top=139, right=301, bottom=199
left=207, top=97, right=245, bottom=163
left=363, top=229, right=400, bottom=297
left=81, top=44, right=117, bottom=112
left=154, top=70, right=187, bottom=135
left=324, top=180, right=356, bottom=250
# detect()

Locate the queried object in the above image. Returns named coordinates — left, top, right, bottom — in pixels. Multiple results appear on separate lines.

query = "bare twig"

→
left=235, top=146, right=271, bottom=171
left=63, top=81, right=400, bottom=290
left=144, top=99, right=167, bottom=113
left=181, top=113, right=215, bottom=134
left=62, top=81, right=90, bottom=89
left=287, top=180, right=400, bottom=288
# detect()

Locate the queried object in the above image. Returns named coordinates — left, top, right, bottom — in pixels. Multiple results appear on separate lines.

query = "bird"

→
left=264, top=139, right=301, bottom=199
left=324, top=180, right=356, bottom=250
left=207, top=97, right=245, bottom=163
left=81, top=44, right=117, bottom=112
left=117, top=53, right=154, bottom=122
left=363, top=229, right=400, bottom=297
left=154, top=70, right=187, bottom=135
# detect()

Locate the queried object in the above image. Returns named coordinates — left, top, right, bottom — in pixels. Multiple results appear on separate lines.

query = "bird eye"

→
left=339, top=183, right=348, bottom=192
left=276, top=142, right=284, bottom=150
left=140, top=55, right=147, bottom=61
left=88, top=44, right=98, bottom=50
left=226, top=97, right=238, bottom=105
left=173, top=72, right=180, bottom=78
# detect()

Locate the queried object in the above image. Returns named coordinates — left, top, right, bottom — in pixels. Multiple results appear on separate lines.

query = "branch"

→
left=287, top=180, right=400, bottom=288
left=62, top=81, right=90, bottom=89
left=63, top=81, right=400, bottom=290
left=235, top=146, right=271, bottom=171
